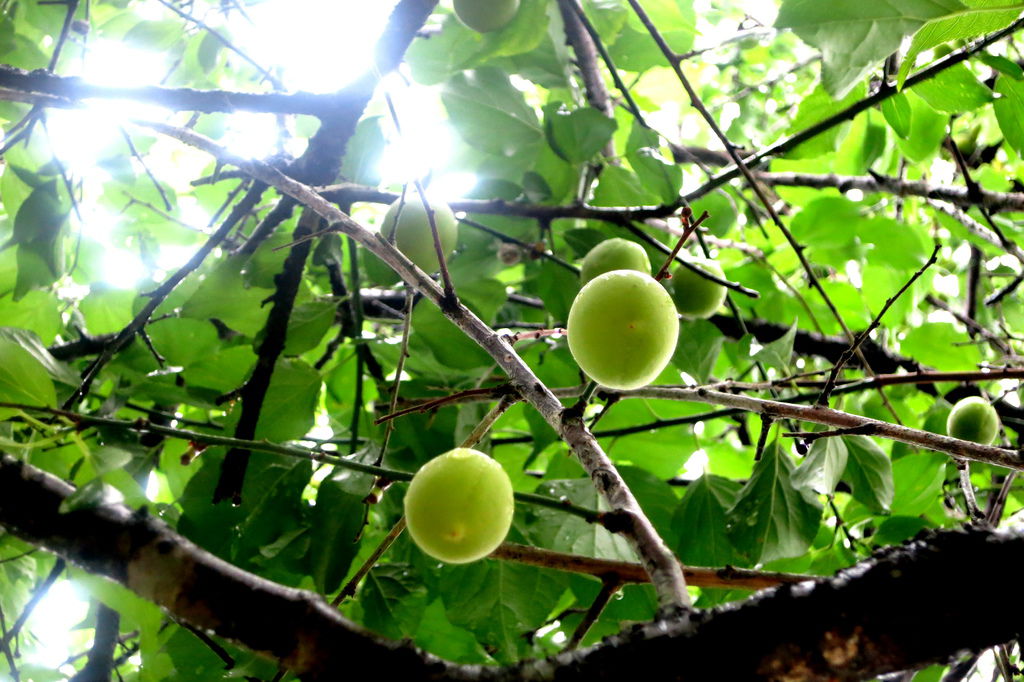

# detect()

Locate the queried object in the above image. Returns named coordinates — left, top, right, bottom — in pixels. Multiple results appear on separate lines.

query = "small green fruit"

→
left=670, top=257, right=728, bottom=319
left=381, top=194, right=458, bottom=273
left=404, top=448, right=514, bottom=564
left=580, top=238, right=651, bottom=284
left=453, top=0, right=520, bottom=33
left=946, top=396, right=1001, bottom=445
left=567, top=270, right=679, bottom=390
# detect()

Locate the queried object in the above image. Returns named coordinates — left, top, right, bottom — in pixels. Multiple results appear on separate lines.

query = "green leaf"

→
left=282, top=300, right=336, bottom=355
left=544, top=104, right=617, bottom=163
left=145, top=317, right=220, bottom=368
left=0, top=337, right=56, bottom=417
left=784, top=82, right=868, bottom=158
left=253, top=359, right=322, bottom=442
left=625, top=122, right=682, bottom=204
left=409, top=299, right=493, bottom=370
left=727, top=441, right=823, bottom=563
left=751, top=321, right=797, bottom=373
left=527, top=479, right=633, bottom=560
left=672, top=319, right=724, bottom=383
left=977, top=53, right=1024, bottom=79
left=442, top=67, right=543, bottom=158
left=180, top=256, right=273, bottom=337
left=0, top=326, right=76, bottom=384
left=776, top=0, right=966, bottom=97
left=361, top=564, right=430, bottom=639
left=900, top=322, right=982, bottom=370
left=912, top=63, right=992, bottom=113
left=413, top=598, right=492, bottom=664
left=895, top=92, right=949, bottom=162
left=609, top=0, right=696, bottom=72
left=843, top=435, right=895, bottom=514
left=897, top=0, right=1024, bottom=87
left=891, top=453, right=947, bottom=516
left=994, top=75, right=1024, bottom=158
left=340, top=116, right=386, bottom=186
left=309, top=468, right=372, bottom=594
left=794, top=437, right=849, bottom=495
left=440, top=561, right=566, bottom=662
left=464, top=0, right=550, bottom=64
left=672, top=474, right=739, bottom=567
left=859, top=216, right=930, bottom=269
left=881, top=93, right=913, bottom=138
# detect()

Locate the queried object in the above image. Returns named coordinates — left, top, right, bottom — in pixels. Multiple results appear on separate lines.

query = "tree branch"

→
left=0, top=66, right=350, bottom=115
left=759, top=171, right=1024, bottom=214
left=213, top=208, right=317, bottom=504
left=3, top=453, right=1024, bottom=681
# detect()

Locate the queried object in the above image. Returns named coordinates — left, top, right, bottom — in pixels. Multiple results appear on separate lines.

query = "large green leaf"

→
left=544, top=103, right=617, bottom=163
left=897, top=0, right=1024, bottom=87
left=843, top=435, right=895, bottom=514
left=777, top=0, right=966, bottom=97
left=310, top=468, right=373, bottom=594
left=442, top=67, right=543, bottom=158
left=727, top=442, right=823, bottom=563
left=672, top=474, right=740, bottom=567
left=0, top=337, right=56, bottom=416
left=440, top=560, right=566, bottom=663
left=994, top=74, right=1024, bottom=158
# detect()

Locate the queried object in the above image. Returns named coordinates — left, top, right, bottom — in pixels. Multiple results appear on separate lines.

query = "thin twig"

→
left=817, top=244, right=940, bottom=406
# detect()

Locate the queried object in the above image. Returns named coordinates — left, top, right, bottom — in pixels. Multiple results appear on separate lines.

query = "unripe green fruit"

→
left=567, top=270, right=679, bottom=390
left=946, top=396, right=1001, bottom=445
left=453, top=0, right=520, bottom=33
left=381, top=194, right=458, bottom=274
left=580, top=238, right=651, bottom=285
left=404, top=448, right=514, bottom=564
left=670, top=257, right=728, bottom=319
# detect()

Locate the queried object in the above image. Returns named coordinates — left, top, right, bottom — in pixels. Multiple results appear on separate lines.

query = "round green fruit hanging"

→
left=567, top=270, right=679, bottom=390
left=670, top=257, right=728, bottom=319
left=404, top=448, right=514, bottom=564
left=946, top=396, right=1001, bottom=445
left=381, top=194, right=458, bottom=274
left=453, top=0, right=520, bottom=33
left=580, top=238, right=652, bottom=285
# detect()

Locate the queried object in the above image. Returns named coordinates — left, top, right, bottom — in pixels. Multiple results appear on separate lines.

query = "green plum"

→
left=381, top=194, right=458, bottom=273
left=946, top=396, right=1001, bottom=445
left=404, top=448, right=514, bottom=564
left=567, top=270, right=679, bottom=390
left=580, top=238, right=651, bottom=285
left=670, top=257, right=728, bottom=319
left=453, top=0, right=520, bottom=33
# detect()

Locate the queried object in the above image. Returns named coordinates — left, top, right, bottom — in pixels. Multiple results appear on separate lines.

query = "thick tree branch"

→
left=0, top=66, right=352, bottom=115
left=3, top=454, right=1024, bottom=681
left=213, top=209, right=317, bottom=504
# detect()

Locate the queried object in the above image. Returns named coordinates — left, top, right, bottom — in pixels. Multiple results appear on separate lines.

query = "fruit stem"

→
left=565, top=381, right=600, bottom=422
left=653, top=208, right=708, bottom=281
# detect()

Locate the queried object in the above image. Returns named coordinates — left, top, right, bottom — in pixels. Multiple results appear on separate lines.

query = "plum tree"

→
left=5, top=0, right=1024, bottom=678
left=580, top=238, right=651, bottom=284
left=670, top=257, right=728, bottom=319
left=567, top=270, right=679, bottom=390
left=381, top=194, right=458, bottom=273
left=453, top=0, right=520, bottom=33
left=947, top=396, right=1001, bottom=445
left=404, top=448, right=514, bottom=564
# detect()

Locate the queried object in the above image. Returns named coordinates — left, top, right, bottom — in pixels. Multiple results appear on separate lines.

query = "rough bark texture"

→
left=3, top=453, right=1023, bottom=681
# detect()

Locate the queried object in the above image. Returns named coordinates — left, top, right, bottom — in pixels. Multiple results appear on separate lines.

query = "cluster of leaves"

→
left=0, top=0, right=1023, bottom=679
